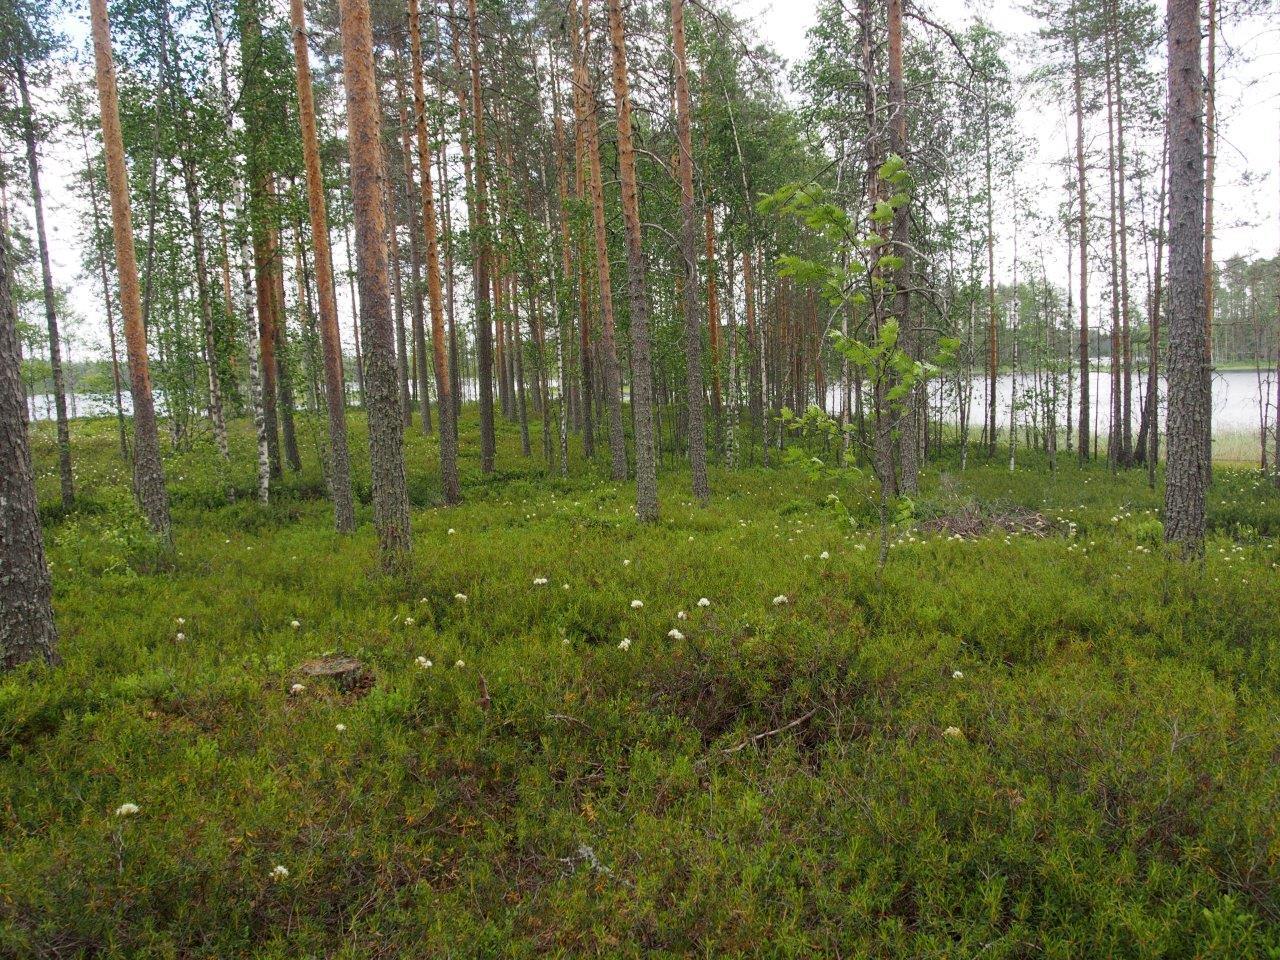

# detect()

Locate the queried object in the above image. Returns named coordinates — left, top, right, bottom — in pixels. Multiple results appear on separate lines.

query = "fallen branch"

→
left=721, top=709, right=816, bottom=755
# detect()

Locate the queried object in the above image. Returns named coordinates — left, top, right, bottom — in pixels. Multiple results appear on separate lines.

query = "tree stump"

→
left=296, top=655, right=367, bottom=693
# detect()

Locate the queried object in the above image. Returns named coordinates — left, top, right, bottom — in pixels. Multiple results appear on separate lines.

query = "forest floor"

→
left=3, top=413, right=1280, bottom=957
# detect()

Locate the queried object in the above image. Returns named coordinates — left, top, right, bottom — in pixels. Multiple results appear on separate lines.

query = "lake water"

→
left=27, top=368, right=1277, bottom=439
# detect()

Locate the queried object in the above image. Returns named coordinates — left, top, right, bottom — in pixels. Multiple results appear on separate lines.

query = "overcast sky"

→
left=27, top=0, right=1280, bottom=361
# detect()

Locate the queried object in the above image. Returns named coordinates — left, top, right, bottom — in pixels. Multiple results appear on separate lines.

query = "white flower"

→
left=942, top=726, right=963, bottom=740
left=290, top=682, right=306, bottom=695
left=114, top=802, right=140, bottom=817
left=618, top=637, right=632, bottom=650
left=271, top=865, right=289, bottom=880
left=455, top=660, right=465, bottom=668
left=820, top=551, right=830, bottom=560
left=533, top=577, right=548, bottom=586
left=176, top=632, right=185, bottom=642
left=416, top=656, right=433, bottom=669
left=335, top=723, right=347, bottom=732
left=454, top=593, right=468, bottom=602
left=623, top=559, right=631, bottom=566
left=562, top=583, right=570, bottom=590
left=175, top=617, right=185, bottom=625
left=630, top=599, right=644, bottom=609
left=667, top=628, right=685, bottom=640
left=290, top=620, right=300, bottom=629
left=697, top=597, right=711, bottom=608
left=772, top=595, right=789, bottom=605
left=404, top=617, right=415, bottom=626
left=952, top=670, right=964, bottom=680
left=447, top=528, right=456, bottom=535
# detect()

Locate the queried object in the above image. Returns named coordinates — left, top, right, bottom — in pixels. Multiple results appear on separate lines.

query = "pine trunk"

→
left=0, top=225, right=58, bottom=670
left=337, top=0, right=412, bottom=566
left=1163, top=0, right=1209, bottom=555
left=605, top=0, right=659, bottom=520
left=90, top=0, right=171, bottom=541
left=672, top=0, right=709, bottom=501
left=409, top=0, right=459, bottom=502
left=288, top=0, right=355, bottom=531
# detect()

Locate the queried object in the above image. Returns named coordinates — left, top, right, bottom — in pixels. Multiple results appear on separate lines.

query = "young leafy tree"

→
left=765, top=157, right=950, bottom=566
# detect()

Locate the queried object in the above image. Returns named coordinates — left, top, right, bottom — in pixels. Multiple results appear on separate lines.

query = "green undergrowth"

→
left=3, top=413, right=1280, bottom=957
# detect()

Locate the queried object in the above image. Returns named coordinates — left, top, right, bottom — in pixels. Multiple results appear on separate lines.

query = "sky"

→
left=24, top=0, right=1280, bottom=363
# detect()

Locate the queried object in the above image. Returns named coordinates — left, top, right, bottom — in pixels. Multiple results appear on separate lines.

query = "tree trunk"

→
left=395, top=56, right=432, bottom=436
left=706, top=206, right=722, bottom=452
left=605, top=0, right=659, bottom=520
left=672, top=0, right=709, bottom=501
left=90, top=0, right=171, bottom=541
left=240, top=0, right=283, bottom=479
left=79, top=123, right=129, bottom=461
left=210, top=0, right=269, bottom=505
left=888, top=0, right=917, bottom=492
left=1072, top=18, right=1090, bottom=463
left=464, top=0, right=497, bottom=472
left=1110, top=0, right=1133, bottom=465
left=1163, top=0, right=1209, bottom=555
left=289, top=0, right=355, bottom=531
left=573, top=0, right=628, bottom=481
left=15, top=53, right=73, bottom=509
left=1202, top=0, right=1217, bottom=477
left=0, top=225, right=57, bottom=670
left=409, top=0, right=459, bottom=503
left=337, top=0, right=412, bottom=566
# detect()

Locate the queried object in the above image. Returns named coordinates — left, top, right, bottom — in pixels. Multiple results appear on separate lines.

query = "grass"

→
left=3, top=410, right=1280, bottom=958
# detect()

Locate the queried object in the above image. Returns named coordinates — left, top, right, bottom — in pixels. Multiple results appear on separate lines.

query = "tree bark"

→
left=90, top=0, right=171, bottom=541
left=289, top=0, right=355, bottom=532
left=409, top=0, right=459, bottom=503
left=210, top=0, right=270, bottom=505
left=574, top=0, right=628, bottom=481
left=239, top=0, right=283, bottom=478
left=706, top=206, right=722, bottom=451
left=395, top=56, right=432, bottom=436
left=1202, top=0, right=1217, bottom=476
left=464, top=0, right=497, bottom=472
left=672, top=0, right=709, bottom=501
left=78, top=121, right=129, bottom=461
left=0, top=225, right=57, bottom=670
left=1072, top=17, right=1090, bottom=463
left=605, top=0, right=659, bottom=520
left=1163, top=0, right=1208, bottom=555
left=15, top=53, right=73, bottom=509
left=337, top=0, right=412, bottom=566
left=888, top=0, right=917, bottom=491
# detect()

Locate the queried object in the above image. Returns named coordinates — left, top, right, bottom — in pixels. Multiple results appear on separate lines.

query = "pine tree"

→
left=337, top=0, right=412, bottom=566
left=89, top=0, right=172, bottom=541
